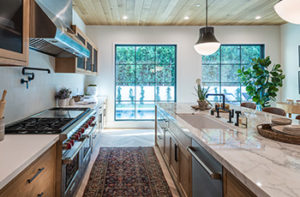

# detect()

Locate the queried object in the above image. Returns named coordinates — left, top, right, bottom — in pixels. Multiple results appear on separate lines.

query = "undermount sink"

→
left=177, top=114, right=235, bottom=130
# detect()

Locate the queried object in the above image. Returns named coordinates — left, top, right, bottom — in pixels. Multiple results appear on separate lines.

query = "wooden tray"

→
left=191, top=105, right=211, bottom=111
left=257, top=124, right=300, bottom=145
left=210, top=109, right=229, bottom=113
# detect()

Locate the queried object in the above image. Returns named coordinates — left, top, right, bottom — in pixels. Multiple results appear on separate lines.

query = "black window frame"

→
left=114, top=44, right=177, bottom=121
left=202, top=44, right=265, bottom=104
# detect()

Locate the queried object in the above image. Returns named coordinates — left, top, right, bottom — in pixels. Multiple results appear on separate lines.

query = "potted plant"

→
left=56, top=88, right=72, bottom=107
left=237, top=56, right=285, bottom=108
left=195, top=78, right=210, bottom=110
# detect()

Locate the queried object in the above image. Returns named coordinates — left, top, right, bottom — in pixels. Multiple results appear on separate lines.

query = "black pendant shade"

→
left=195, top=27, right=219, bottom=45
left=194, top=0, right=221, bottom=55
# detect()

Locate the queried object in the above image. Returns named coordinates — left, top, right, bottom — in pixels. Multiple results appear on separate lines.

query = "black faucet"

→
left=206, top=94, right=226, bottom=110
left=235, top=111, right=242, bottom=126
left=215, top=105, right=220, bottom=118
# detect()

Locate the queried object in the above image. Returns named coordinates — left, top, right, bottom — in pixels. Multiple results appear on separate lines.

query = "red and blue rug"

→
left=83, top=147, right=172, bottom=197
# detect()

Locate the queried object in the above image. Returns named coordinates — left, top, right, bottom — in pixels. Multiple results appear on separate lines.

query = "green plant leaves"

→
left=237, top=56, right=285, bottom=108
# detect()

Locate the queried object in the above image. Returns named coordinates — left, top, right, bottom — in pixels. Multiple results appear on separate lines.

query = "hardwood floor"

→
left=75, top=129, right=179, bottom=197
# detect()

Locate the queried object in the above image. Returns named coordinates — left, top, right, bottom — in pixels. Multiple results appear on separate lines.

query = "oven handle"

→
left=187, top=147, right=222, bottom=180
left=63, top=140, right=86, bottom=164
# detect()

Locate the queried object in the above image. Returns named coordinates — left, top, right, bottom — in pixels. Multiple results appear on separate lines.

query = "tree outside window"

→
left=202, top=45, right=264, bottom=104
left=115, top=45, right=176, bottom=120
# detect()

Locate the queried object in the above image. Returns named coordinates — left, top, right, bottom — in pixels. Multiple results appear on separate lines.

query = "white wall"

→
left=72, top=10, right=86, bottom=33
left=281, top=23, right=300, bottom=101
left=0, top=9, right=87, bottom=124
left=0, top=50, right=85, bottom=124
left=85, top=25, right=281, bottom=128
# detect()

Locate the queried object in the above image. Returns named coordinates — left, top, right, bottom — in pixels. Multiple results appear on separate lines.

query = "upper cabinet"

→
left=55, top=25, right=98, bottom=75
left=0, top=0, right=29, bottom=66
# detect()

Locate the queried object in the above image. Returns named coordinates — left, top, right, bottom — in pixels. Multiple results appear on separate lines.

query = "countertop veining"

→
left=157, top=103, right=300, bottom=197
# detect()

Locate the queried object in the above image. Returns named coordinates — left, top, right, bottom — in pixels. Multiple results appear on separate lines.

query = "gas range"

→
left=5, top=107, right=90, bottom=135
left=5, top=107, right=98, bottom=197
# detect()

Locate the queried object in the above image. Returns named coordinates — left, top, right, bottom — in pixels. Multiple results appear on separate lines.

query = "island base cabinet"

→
left=179, top=148, right=192, bottom=197
left=223, top=168, right=256, bottom=197
left=0, top=144, right=56, bottom=197
left=156, top=126, right=165, bottom=155
left=170, top=136, right=180, bottom=180
left=164, top=130, right=171, bottom=164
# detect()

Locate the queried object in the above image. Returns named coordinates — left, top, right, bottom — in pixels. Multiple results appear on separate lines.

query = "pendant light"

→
left=194, top=0, right=220, bottom=56
left=274, top=0, right=300, bottom=25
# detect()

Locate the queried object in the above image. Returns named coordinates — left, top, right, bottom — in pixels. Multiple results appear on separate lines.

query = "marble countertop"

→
left=157, top=103, right=300, bottom=197
left=0, top=135, right=59, bottom=190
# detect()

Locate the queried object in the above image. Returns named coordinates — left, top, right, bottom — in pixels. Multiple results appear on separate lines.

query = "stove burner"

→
left=5, top=118, right=74, bottom=134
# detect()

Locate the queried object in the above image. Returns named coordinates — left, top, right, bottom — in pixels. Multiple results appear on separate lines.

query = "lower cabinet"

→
left=164, top=130, right=171, bottom=164
left=156, top=108, right=192, bottom=197
left=179, top=148, right=192, bottom=197
left=156, top=107, right=255, bottom=197
left=0, top=144, right=57, bottom=197
left=223, top=168, right=256, bottom=197
left=169, top=136, right=180, bottom=180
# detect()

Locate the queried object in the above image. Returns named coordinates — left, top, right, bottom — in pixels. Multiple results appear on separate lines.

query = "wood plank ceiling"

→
left=73, top=0, right=285, bottom=26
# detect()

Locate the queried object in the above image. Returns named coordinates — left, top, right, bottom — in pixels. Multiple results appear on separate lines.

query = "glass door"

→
left=0, top=0, right=29, bottom=65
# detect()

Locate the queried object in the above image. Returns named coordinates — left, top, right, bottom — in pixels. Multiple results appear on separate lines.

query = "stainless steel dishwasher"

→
left=188, top=139, right=223, bottom=197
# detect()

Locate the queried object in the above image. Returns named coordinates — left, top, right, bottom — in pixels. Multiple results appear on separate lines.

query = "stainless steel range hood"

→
left=29, top=0, right=90, bottom=58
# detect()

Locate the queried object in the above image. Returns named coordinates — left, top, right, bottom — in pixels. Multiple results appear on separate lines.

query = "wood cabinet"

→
left=223, top=168, right=256, bottom=197
left=0, top=144, right=57, bottom=197
left=155, top=106, right=192, bottom=197
left=156, top=106, right=257, bottom=197
left=178, top=147, right=192, bottom=197
left=55, top=25, right=98, bottom=75
left=0, top=0, right=29, bottom=66
left=169, top=136, right=180, bottom=180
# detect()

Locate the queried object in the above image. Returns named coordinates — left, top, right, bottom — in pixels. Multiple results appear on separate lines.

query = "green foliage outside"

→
left=129, top=88, right=134, bottom=104
left=116, top=45, right=176, bottom=104
left=117, top=86, right=122, bottom=104
left=116, top=45, right=176, bottom=86
left=202, top=45, right=263, bottom=103
left=237, top=56, right=285, bottom=107
left=140, top=86, right=145, bottom=104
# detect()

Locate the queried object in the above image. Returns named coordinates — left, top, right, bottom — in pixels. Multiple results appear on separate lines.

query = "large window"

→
left=202, top=45, right=264, bottom=104
left=115, top=45, right=176, bottom=120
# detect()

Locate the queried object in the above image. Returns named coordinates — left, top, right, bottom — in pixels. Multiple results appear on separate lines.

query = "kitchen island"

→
left=156, top=103, right=300, bottom=197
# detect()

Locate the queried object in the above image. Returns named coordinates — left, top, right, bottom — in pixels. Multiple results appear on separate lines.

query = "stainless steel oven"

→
left=61, top=110, right=97, bottom=197
left=62, top=140, right=84, bottom=197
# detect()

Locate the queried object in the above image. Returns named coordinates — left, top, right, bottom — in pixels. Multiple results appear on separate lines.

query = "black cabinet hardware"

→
left=37, top=192, right=44, bottom=197
left=27, top=168, right=45, bottom=183
left=174, top=144, right=178, bottom=162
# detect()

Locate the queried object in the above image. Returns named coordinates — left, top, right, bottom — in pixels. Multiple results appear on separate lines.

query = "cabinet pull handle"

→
left=187, top=147, right=221, bottom=180
left=27, top=168, right=45, bottom=183
left=174, top=144, right=178, bottom=162
left=37, top=192, right=44, bottom=197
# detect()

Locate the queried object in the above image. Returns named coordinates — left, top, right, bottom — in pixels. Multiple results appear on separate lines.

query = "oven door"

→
left=81, top=135, right=92, bottom=174
left=62, top=141, right=85, bottom=197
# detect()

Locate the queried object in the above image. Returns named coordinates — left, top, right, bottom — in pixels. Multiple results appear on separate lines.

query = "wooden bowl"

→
left=271, top=118, right=292, bottom=125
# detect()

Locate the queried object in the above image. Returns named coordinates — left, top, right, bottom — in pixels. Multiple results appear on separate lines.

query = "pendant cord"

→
left=206, top=0, right=208, bottom=27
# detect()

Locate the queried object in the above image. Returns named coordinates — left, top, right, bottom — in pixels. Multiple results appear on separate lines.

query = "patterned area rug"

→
left=83, top=147, right=173, bottom=197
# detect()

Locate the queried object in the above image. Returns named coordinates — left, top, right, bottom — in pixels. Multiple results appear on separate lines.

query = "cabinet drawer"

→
left=223, top=168, right=256, bottom=197
left=157, top=126, right=165, bottom=154
left=0, top=144, right=56, bottom=197
left=170, top=136, right=180, bottom=180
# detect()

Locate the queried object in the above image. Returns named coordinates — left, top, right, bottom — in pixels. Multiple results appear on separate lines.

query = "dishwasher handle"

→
left=187, top=146, right=222, bottom=180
